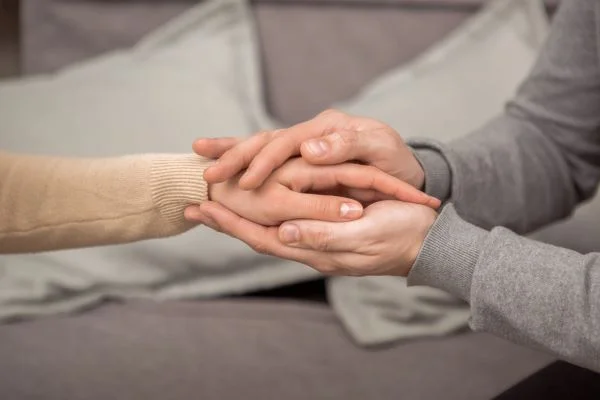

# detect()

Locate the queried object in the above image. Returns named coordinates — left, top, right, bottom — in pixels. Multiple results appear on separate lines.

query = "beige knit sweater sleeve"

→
left=0, top=152, right=213, bottom=254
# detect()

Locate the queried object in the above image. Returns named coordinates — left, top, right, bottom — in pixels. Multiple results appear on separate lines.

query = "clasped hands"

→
left=185, top=110, right=440, bottom=277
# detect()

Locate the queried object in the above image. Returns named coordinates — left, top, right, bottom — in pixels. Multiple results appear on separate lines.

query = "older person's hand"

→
left=192, top=199, right=437, bottom=277
left=193, top=109, right=425, bottom=191
left=186, top=158, right=440, bottom=227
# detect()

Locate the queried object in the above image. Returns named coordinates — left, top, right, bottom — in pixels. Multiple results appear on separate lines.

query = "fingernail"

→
left=430, top=196, right=442, bottom=209
left=340, top=203, right=362, bottom=219
left=306, top=139, right=329, bottom=157
left=280, top=224, right=300, bottom=244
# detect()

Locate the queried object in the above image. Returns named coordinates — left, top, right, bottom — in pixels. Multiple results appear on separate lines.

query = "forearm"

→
left=0, top=152, right=212, bottom=254
left=409, top=205, right=600, bottom=372
left=412, top=0, right=600, bottom=233
left=412, top=113, right=580, bottom=233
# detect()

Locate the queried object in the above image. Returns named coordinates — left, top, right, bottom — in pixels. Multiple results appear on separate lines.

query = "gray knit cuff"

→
left=407, top=204, right=488, bottom=302
left=413, top=148, right=452, bottom=202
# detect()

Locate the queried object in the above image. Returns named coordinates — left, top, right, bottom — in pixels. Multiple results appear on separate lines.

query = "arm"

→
left=1, top=151, right=432, bottom=254
left=413, top=0, right=600, bottom=233
left=409, top=1, right=600, bottom=370
left=409, top=205, right=600, bottom=372
left=0, top=152, right=211, bottom=254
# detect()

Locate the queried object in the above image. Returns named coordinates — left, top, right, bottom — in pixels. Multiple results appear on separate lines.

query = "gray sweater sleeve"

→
left=417, top=0, right=600, bottom=232
left=408, top=0, right=600, bottom=371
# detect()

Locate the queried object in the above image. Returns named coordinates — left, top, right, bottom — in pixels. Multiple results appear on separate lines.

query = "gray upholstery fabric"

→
left=0, top=300, right=552, bottom=400
left=0, top=7, right=18, bottom=77
left=21, top=0, right=475, bottom=124
left=21, top=0, right=559, bottom=123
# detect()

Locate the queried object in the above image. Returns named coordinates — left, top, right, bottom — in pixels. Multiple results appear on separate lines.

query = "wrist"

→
left=406, top=207, right=438, bottom=272
left=149, top=154, right=213, bottom=226
left=407, top=204, right=487, bottom=301
left=411, top=147, right=451, bottom=202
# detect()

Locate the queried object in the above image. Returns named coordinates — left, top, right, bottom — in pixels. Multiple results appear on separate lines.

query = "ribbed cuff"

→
left=409, top=146, right=450, bottom=205
left=149, top=154, right=214, bottom=227
left=407, top=204, right=488, bottom=302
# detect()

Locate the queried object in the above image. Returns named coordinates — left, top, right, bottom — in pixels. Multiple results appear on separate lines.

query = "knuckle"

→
left=311, top=198, right=336, bottom=218
left=319, top=108, right=343, bottom=118
left=363, top=166, right=379, bottom=186
left=335, top=130, right=359, bottom=147
left=255, top=130, right=271, bottom=139
left=312, top=227, right=335, bottom=252
left=318, top=109, right=349, bottom=127
left=270, top=191, right=289, bottom=212
left=364, top=165, right=379, bottom=175
left=261, top=131, right=278, bottom=142
left=224, top=145, right=248, bottom=163
left=250, top=241, right=271, bottom=255
left=288, top=177, right=305, bottom=193
left=310, top=260, right=330, bottom=273
left=314, top=262, right=337, bottom=275
left=269, top=134, right=289, bottom=147
left=345, top=267, right=364, bottom=277
left=374, top=126, right=400, bottom=143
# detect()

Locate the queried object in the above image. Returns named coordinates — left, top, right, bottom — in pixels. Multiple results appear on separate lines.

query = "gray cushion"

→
left=19, top=0, right=480, bottom=124
left=21, top=0, right=559, bottom=124
left=0, top=300, right=553, bottom=400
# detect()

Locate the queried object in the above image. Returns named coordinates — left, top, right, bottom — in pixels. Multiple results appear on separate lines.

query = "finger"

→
left=297, top=188, right=394, bottom=206
left=330, top=164, right=441, bottom=209
left=199, top=202, right=328, bottom=266
left=278, top=219, right=359, bottom=252
left=238, top=112, right=347, bottom=189
left=341, top=188, right=396, bottom=204
left=192, top=137, right=242, bottom=159
left=279, top=192, right=364, bottom=222
left=284, top=163, right=441, bottom=209
left=202, top=132, right=272, bottom=184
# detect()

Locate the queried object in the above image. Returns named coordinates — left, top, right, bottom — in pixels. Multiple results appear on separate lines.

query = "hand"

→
left=194, top=110, right=425, bottom=191
left=191, top=200, right=437, bottom=277
left=186, top=158, right=440, bottom=227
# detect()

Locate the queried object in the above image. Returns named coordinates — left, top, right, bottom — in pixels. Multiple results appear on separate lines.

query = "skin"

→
left=191, top=200, right=436, bottom=277
left=188, top=110, right=438, bottom=277
left=187, top=157, right=439, bottom=227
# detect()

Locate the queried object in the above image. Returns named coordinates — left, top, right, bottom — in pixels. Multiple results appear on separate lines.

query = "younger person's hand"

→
left=185, top=158, right=440, bottom=227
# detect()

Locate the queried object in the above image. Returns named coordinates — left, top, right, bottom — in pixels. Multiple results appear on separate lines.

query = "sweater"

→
left=0, top=152, right=212, bottom=254
left=409, top=0, right=600, bottom=371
